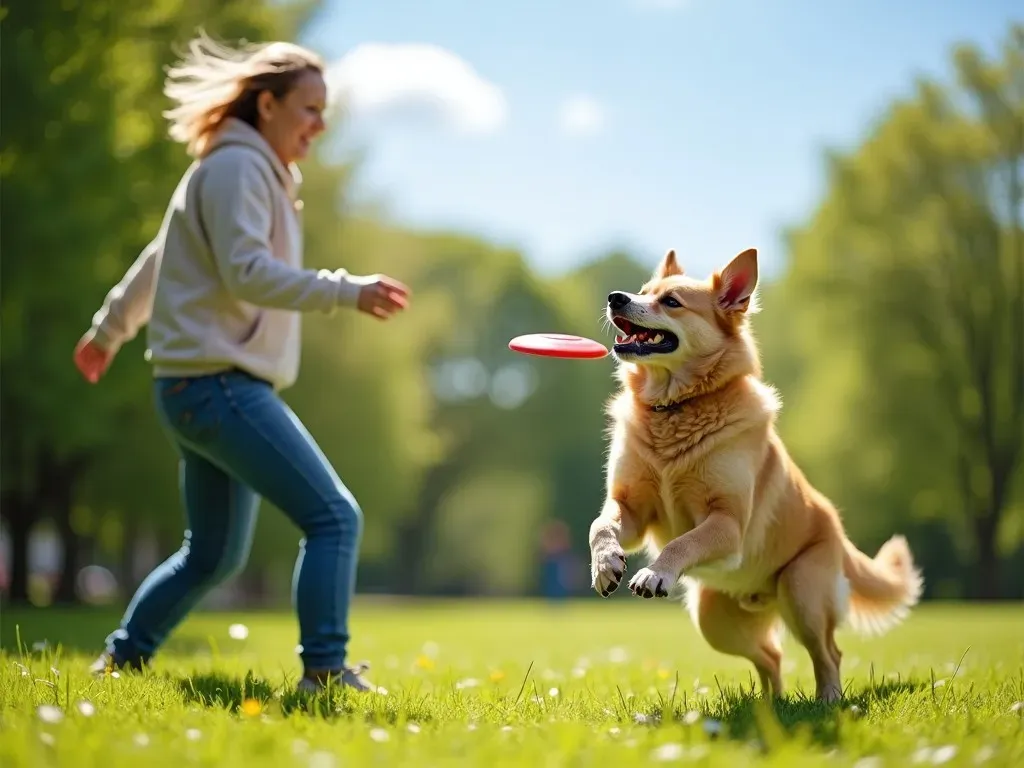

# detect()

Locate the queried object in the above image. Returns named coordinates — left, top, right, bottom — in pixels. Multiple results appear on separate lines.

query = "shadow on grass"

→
left=174, top=670, right=431, bottom=723
left=719, top=680, right=926, bottom=746
left=176, top=671, right=277, bottom=710
left=175, top=666, right=927, bottom=738
left=642, top=678, right=928, bottom=749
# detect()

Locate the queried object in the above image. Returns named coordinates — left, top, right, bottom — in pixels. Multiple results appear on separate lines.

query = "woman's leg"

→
left=99, top=441, right=260, bottom=670
left=148, top=370, right=369, bottom=689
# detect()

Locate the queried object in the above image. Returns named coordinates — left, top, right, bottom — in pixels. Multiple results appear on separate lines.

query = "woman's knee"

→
left=306, top=484, right=362, bottom=541
left=336, top=486, right=363, bottom=539
left=181, top=532, right=250, bottom=586
left=344, top=487, right=364, bottom=533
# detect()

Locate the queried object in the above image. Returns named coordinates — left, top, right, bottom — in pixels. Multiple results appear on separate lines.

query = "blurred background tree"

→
left=1, top=2, right=1020, bottom=606
left=765, top=25, right=1023, bottom=600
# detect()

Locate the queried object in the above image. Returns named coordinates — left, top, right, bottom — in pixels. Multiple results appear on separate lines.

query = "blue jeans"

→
left=105, top=369, right=363, bottom=672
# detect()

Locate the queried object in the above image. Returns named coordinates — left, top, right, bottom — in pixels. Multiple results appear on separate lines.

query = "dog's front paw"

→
left=591, top=542, right=627, bottom=597
left=628, top=567, right=675, bottom=599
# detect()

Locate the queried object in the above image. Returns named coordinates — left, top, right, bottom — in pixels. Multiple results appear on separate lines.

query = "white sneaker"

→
left=88, top=651, right=146, bottom=677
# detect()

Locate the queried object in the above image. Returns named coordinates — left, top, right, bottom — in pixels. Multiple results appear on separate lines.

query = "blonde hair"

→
left=163, top=31, right=325, bottom=158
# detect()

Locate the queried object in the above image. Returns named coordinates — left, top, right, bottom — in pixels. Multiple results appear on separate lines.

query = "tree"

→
left=0, top=0, right=313, bottom=603
left=780, top=23, right=1023, bottom=598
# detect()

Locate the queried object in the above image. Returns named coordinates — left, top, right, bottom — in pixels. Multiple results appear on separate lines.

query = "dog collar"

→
left=649, top=400, right=687, bottom=413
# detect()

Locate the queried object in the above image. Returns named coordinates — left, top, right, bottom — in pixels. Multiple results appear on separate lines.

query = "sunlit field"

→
left=1, top=600, right=1022, bottom=767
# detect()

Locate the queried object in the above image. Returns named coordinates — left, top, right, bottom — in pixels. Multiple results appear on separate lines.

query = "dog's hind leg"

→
left=687, top=580, right=783, bottom=698
left=776, top=539, right=846, bottom=703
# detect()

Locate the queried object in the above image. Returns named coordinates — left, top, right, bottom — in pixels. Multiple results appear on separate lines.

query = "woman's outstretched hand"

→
left=74, top=275, right=410, bottom=383
left=74, top=330, right=115, bottom=384
left=357, top=274, right=410, bottom=320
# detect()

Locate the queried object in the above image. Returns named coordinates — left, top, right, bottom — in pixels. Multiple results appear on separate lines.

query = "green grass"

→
left=1, top=600, right=1022, bottom=766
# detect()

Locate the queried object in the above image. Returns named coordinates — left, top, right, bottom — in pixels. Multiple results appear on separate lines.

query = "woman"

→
left=73, top=33, right=409, bottom=694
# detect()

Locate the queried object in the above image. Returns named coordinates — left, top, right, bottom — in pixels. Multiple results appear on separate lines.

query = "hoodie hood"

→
left=205, top=117, right=303, bottom=199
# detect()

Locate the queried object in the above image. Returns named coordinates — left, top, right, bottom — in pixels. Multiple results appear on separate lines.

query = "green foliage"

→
left=765, top=24, right=1024, bottom=598
left=0, top=1, right=304, bottom=535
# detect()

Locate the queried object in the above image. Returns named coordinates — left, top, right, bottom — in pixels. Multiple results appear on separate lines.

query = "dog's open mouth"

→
left=611, top=316, right=679, bottom=355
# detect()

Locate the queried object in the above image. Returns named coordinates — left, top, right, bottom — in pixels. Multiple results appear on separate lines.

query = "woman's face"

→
left=258, top=68, right=327, bottom=165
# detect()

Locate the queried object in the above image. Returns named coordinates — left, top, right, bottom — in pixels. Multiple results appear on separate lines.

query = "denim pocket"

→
left=155, top=376, right=221, bottom=444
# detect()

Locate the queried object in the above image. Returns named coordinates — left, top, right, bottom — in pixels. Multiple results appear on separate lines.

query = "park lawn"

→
left=0, top=599, right=1022, bottom=767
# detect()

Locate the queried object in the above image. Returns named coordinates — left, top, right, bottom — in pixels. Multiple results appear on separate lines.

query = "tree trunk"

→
left=43, top=451, right=88, bottom=605
left=973, top=513, right=1000, bottom=600
left=393, top=506, right=437, bottom=595
left=393, top=456, right=464, bottom=595
left=118, top=518, right=139, bottom=595
left=2, top=495, right=33, bottom=605
left=53, top=508, right=83, bottom=604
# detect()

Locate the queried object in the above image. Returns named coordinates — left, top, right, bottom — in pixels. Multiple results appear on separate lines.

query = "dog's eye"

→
left=660, top=295, right=682, bottom=308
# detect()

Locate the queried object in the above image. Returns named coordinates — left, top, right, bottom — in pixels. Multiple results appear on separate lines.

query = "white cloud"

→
left=325, top=43, right=508, bottom=135
left=557, top=95, right=606, bottom=137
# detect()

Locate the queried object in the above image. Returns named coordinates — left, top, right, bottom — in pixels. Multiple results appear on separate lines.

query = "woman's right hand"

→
left=74, top=330, right=115, bottom=384
left=357, top=274, right=411, bottom=320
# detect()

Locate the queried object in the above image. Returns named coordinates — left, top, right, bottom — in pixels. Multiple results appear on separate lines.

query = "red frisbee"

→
left=508, top=333, right=609, bottom=359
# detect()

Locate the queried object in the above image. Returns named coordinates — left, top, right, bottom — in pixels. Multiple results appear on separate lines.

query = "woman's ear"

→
left=256, top=89, right=276, bottom=124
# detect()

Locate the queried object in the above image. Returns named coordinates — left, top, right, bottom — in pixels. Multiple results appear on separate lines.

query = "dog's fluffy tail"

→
left=841, top=534, right=923, bottom=636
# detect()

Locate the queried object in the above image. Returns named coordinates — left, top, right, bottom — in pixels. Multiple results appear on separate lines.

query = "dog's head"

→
left=606, top=247, right=759, bottom=371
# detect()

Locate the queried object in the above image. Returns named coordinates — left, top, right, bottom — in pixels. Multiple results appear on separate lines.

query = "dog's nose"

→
left=608, top=292, right=631, bottom=310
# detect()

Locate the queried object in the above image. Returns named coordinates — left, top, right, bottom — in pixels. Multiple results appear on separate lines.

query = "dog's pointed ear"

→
left=653, top=249, right=683, bottom=279
left=715, top=248, right=758, bottom=313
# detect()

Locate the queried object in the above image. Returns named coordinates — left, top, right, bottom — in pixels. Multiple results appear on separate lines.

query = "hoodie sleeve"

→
left=90, top=238, right=160, bottom=353
left=199, top=148, right=365, bottom=313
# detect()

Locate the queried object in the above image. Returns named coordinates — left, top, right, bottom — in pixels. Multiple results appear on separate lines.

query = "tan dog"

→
left=588, top=247, right=923, bottom=702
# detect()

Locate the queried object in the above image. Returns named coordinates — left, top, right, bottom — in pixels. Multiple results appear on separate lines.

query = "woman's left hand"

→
left=357, top=274, right=411, bottom=320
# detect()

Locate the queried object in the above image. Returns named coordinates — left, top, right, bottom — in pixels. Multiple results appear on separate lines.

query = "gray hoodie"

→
left=90, top=118, right=368, bottom=391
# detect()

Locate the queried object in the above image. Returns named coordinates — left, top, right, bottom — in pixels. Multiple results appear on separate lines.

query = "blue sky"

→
left=302, top=0, right=1020, bottom=281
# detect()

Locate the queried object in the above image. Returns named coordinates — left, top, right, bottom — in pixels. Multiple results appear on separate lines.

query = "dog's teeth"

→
left=652, top=334, right=663, bottom=344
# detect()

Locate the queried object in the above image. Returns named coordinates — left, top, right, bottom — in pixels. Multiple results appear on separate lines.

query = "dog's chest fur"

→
left=634, top=410, right=739, bottom=545
left=628, top=380, right=781, bottom=597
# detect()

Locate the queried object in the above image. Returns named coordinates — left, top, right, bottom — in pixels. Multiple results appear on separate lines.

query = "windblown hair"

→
left=163, top=31, right=325, bottom=158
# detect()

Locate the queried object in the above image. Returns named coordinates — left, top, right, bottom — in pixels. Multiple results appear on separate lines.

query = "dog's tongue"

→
left=614, top=319, right=635, bottom=339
